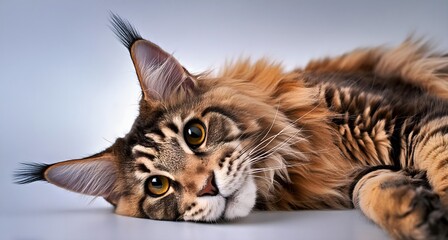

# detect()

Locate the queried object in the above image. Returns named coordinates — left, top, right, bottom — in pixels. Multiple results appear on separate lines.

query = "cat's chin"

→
left=223, top=176, right=257, bottom=220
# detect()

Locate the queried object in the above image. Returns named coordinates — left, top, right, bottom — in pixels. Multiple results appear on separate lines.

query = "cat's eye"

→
left=184, top=121, right=206, bottom=148
left=146, top=175, right=171, bottom=197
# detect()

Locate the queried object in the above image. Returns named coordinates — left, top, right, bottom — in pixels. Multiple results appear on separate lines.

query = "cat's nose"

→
left=197, top=173, right=219, bottom=197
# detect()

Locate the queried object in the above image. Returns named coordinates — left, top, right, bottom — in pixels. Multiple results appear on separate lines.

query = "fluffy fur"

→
left=15, top=15, right=448, bottom=239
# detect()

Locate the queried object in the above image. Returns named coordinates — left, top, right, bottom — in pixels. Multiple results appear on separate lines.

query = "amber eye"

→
left=146, top=175, right=171, bottom=197
left=184, top=121, right=206, bottom=148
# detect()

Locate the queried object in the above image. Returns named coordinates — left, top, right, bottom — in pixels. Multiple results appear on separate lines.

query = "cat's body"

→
left=15, top=15, right=448, bottom=239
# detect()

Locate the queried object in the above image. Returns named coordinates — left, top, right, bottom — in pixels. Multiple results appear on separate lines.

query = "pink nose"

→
left=197, top=173, right=219, bottom=197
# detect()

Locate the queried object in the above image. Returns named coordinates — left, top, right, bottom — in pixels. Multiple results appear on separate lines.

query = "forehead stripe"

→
left=134, top=151, right=155, bottom=161
left=201, top=106, right=237, bottom=122
left=149, top=129, right=166, bottom=139
left=166, top=122, right=179, bottom=134
left=145, top=134, right=163, bottom=144
left=137, top=163, right=151, bottom=172
left=132, top=145, right=157, bottom=157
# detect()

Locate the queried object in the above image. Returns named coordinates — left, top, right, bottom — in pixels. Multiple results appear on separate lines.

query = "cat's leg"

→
left=352, top=167, right=448, bottom=240
left=415, top=133, right=448, bottom=207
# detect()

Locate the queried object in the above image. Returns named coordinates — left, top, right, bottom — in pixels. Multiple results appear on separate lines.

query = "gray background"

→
left=0, top=1, right=447, bottom=240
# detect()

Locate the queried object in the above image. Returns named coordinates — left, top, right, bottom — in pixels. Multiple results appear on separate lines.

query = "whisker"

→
left=248, top=162, right=309, bottom=174
left=248, top=130, right=305, bottom=164
left=247, top=120, right=300, bottom=158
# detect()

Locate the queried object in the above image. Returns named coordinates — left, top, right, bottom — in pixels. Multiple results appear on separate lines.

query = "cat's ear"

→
left=110, top=13, right=197, bottom=101
left=130, top=39, right=197, bottom=101
left=15, top=150, right=120, bottom=204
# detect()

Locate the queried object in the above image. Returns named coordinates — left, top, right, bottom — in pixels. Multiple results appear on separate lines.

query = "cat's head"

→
left=15, top=14, right=302, bottom=221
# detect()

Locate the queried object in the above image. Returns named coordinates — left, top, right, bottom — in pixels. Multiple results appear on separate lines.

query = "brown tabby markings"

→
left=15, top=17, right=448, bottom=239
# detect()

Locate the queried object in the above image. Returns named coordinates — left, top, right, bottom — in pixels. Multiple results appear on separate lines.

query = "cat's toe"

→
left=411, top=187, right=448, bottom=240
left=424, top=209, right=448, bottom=239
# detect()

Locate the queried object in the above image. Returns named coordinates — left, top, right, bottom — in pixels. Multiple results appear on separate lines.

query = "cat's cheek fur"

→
left=224, top=176, right=257, bottom=220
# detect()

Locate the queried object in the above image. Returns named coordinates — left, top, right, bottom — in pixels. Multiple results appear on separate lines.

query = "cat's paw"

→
left=409, top=188, right=448, bottom=240
left=398, top=187, right=448, bottom=240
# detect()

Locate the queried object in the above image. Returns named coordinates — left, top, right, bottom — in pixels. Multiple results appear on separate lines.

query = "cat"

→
left=15, top=14, right=448, bottom=239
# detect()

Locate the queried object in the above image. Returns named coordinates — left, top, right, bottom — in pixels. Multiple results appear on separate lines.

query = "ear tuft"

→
left=14, top=163, right=50, bottom=184
left=109, top=12, right=142, bottom=50
left=109, top=13, right=197, bottom=102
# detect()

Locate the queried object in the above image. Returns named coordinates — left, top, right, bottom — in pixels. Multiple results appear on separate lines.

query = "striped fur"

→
left=15, top=15, right=448, bottom=240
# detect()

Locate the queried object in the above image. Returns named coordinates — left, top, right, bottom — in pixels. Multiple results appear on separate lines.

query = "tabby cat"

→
left=15, top=14, right=448, bottom=239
